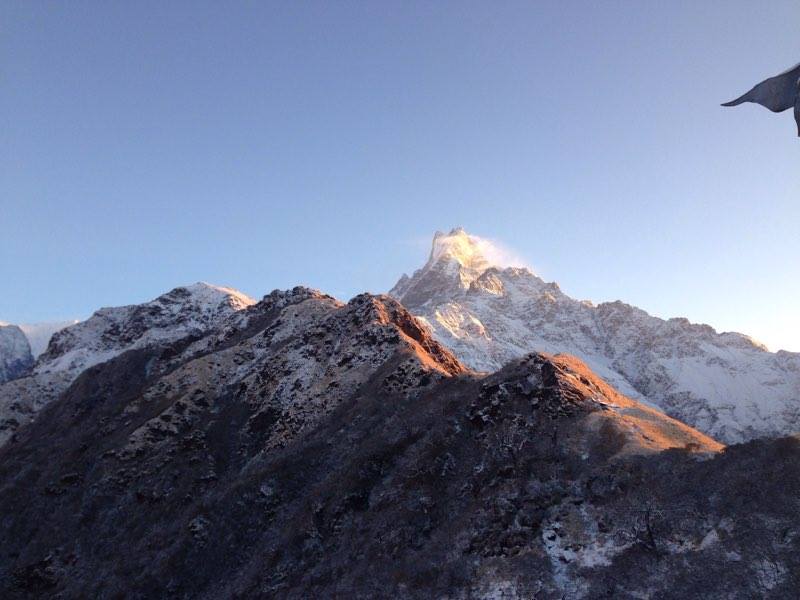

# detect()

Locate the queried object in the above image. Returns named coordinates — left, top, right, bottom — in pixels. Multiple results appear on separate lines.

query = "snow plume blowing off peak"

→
left=429, top=227, right=531, bottom=272
left=390, top=228, right=533, bottom=305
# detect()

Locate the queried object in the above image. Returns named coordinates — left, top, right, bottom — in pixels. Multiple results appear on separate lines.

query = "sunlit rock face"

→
left=0, top=324, right=34, bottom=384
left=391, top=228, right=800, bottom=444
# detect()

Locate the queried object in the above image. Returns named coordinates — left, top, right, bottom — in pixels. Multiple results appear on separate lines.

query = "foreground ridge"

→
left=4, top=283, right=798, bottom=598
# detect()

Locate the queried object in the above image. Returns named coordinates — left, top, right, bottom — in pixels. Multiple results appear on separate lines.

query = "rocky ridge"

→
left=0, top=283, right=255, bottom=447
left=5, top=282, right=789, bottom=599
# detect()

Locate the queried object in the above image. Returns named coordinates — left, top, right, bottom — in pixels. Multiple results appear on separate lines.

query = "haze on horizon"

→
left=1, top=2, right=798, bottom=352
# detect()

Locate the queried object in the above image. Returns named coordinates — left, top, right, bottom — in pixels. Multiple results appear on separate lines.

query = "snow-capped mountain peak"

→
left=390, top=228, right=800, bottom=444
left=391, top=227, right=533, bottom=307
left=36, top=282, right=255, bottom=378
left=178, top=281, right=255, bottom=312
left=429, top=227, right=491, bottom=269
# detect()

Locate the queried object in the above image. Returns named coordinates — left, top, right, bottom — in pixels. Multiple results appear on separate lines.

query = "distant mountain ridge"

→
left=0, top=324, right=33, bottom=384
left=0, top=320, right=77, bottom=384
left=18, top=321, right=80, bottom=358
left=390, top=228, right=800, bottom=444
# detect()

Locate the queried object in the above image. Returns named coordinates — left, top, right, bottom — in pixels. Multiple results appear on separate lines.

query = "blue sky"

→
left=1, top=2, right=798, bottom=351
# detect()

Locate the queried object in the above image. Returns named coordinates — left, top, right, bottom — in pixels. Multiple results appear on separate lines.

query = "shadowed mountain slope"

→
left=2, top=287, right=797, bottom=598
